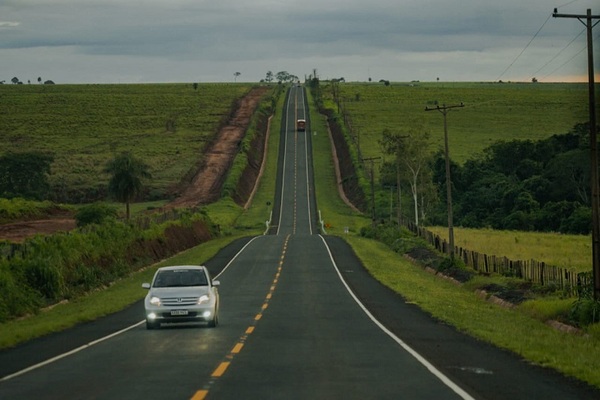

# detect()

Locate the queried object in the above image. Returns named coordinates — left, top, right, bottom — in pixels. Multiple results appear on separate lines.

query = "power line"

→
left=542, top=41, right=587, bottom=78
left=541, top=31, right=600, bottom=79
left=557, top=0, right=580, bottom=8
left=496, top=13, right=552, bottom=81
left=532, top=28, right=585, bottom=76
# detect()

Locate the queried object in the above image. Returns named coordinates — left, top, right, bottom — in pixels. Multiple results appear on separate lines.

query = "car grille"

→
left=160, top=297, right=199, bottom=306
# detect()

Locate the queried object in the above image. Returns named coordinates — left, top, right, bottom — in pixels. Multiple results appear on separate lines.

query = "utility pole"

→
left=553, top=8, right=600, bottom=299
left=364, top=157, right=381, bottom=227
left=425, top=103, right=464, bottom=259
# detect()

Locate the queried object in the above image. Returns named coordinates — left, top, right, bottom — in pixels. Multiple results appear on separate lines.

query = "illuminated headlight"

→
left=198, top=294, right=210, bottom=304
left=202, top=311, right=212, bottom=318
left=148, top=313, right=157, bottom=320
left=150, top=296, right=161, bottom=306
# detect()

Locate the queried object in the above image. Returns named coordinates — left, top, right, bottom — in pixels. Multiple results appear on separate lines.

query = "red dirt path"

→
left=0, top=87, right=270, bottom=243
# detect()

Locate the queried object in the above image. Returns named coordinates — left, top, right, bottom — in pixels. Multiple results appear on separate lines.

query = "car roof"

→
left=156, top=265, right=206, bottom=272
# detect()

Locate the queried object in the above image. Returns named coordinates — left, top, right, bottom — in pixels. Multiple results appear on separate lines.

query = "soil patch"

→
left=0, top=87, right=270, bottom=243
left=167, top=86, right=270, bottom=209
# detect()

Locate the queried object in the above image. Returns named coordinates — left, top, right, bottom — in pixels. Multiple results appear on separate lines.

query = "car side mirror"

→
left=142, top=283, right=151, bottom=289
left=212, top=280, right=220, bottom=287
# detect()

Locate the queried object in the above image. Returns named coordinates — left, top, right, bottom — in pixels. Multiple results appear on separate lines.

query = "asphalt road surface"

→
left=1, top=86, right=599, bottom=399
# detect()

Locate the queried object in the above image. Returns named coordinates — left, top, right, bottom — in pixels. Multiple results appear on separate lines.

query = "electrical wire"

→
left=541, top=31, right=600, bottom=79
left=496, top=13, right=552, bottom=81
left=531, top=28, right=585, bottom=76
left=556, top=0, right=580, bottom=8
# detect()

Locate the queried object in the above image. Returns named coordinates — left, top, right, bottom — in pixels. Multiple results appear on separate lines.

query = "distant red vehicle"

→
left=297, top=119, right=306, bottom=132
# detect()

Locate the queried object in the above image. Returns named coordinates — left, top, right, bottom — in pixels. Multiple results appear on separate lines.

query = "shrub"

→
left=75, top=203, right=118, bottom=227
left=0, top=262, right=42, bottom=322
left=23, top=258, right=65, bottom=301
left=570, top=297, right=600, bottom=327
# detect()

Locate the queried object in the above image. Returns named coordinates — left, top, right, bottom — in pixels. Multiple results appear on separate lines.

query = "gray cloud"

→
left=0, top=0, right=597, bottom=83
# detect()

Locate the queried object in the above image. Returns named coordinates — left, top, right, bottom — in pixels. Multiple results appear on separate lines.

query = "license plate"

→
left=170, top=310, right=188, bottom=316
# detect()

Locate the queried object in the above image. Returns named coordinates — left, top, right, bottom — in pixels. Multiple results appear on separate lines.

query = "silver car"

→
left=142, top=265, right=220, bottom=329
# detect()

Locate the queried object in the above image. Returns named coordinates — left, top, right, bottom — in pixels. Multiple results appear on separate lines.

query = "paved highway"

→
left=1, top=86, right=599, bottom=399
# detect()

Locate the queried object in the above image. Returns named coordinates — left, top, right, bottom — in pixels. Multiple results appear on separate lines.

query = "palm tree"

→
left=104, top=152, right=151, bottom=220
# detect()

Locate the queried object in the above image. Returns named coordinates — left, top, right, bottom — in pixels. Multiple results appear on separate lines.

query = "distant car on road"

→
left=297, top=119, right=306, bottom=131
left=142, top=265, right=220, bottom=329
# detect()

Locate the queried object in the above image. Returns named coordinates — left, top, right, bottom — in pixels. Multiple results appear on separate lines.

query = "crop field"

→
left=428, top=226, right=591, bottom=273
left=331, top=82, right=593, bottom=164
left=0, top=83, right=257, bottom=200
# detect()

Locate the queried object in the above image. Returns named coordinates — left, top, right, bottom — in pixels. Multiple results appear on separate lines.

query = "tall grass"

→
left=428, top=226, right=591, bottom=273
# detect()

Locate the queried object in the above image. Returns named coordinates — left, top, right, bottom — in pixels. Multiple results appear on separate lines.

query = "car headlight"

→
left=150, top=296, right=161, bottom=306
left=198, top=294, right=210, bottom=304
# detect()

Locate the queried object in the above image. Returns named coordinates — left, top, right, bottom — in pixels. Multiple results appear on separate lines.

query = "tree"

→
left=104, top=152, right=151, bottom=220
left=380, top=128, right=433, bottom=226
left=234, top=72, right=241, bottom=82
left=11, top=77, right=19, bottom=84
left=0, top=152, right=53, bottom=199
left=276, top=71, right=291, bottom=83
left=265, top=71, right=274, bottom=83
left=37, top=77, right=42, bottom=84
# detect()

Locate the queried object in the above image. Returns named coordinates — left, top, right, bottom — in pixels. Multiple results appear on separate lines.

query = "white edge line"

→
left=213, top=236, right=261, bottom=280
left=2, top=236, right=263, bottom=383
left=317, top=234, right=476, bottom=400
left=1, top=320, right=145, bottom=382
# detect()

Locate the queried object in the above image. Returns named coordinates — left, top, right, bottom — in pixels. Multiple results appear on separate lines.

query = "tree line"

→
left=380, top=123, right=594, bottom=234
left=0, top=152, right=149, bottom=221
left=2, top=77, right=55, bottom=85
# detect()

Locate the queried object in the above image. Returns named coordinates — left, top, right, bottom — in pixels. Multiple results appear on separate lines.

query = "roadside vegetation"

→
left=0, top=81, right=599, bottom=389
left=0, top=82, right=278, bottom=330
left=310, top=79, right=599, bottom=387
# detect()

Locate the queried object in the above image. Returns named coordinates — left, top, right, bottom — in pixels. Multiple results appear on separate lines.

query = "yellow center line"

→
left=192, top=234, right=291, bottom=399
left=191, top=390, right=208, bottom=400
left=231, top=343, right=244, bottom=354
left=211, top=362, right=230, bottom=378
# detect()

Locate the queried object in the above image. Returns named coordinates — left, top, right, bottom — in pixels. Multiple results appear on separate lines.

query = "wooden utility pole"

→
left=425, top=103, right=464, bottom=258
left=364, top=157, right=381, bottom=227
left=553, top=8, right=600, bottom=299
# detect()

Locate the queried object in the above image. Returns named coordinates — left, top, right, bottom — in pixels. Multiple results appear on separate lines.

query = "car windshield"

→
left=153, top=270, right=208, bottom=288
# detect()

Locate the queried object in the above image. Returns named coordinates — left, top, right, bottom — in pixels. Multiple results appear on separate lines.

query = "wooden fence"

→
left=406, top=222, right=591, bottom=294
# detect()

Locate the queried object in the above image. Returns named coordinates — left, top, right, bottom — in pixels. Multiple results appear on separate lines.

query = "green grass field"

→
left=0, top=83, right=257, bottom=199
left=428, top=226, right=591, bottom=273
left=331, top=82, right=592, bottom=164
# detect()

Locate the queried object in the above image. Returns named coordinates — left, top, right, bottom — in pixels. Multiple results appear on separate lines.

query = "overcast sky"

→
left=0, top=0, right=598, bottom=84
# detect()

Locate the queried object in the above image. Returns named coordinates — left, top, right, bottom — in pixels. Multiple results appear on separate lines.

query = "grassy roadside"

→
left=307, top=88, right=600, bottom=388
left=0, top=235, right=247, bottom=349
left=0, top=88, right=287, bottom=350
left=2, top=85, right=599, bottom=389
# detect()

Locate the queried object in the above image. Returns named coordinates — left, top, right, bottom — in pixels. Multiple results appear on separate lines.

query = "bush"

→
left=75, top=203, right=118, bottom=227
left=0, top=262, right=42, bottom=322
left=570, top=297, right=600, bottom=327
left=23, top=258, right=65, bottom=300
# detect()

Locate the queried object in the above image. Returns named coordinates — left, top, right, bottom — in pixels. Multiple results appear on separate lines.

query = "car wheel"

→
left=146, top=320, right=159, bottom=330
left=208, top=312, right=219, bottom=328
